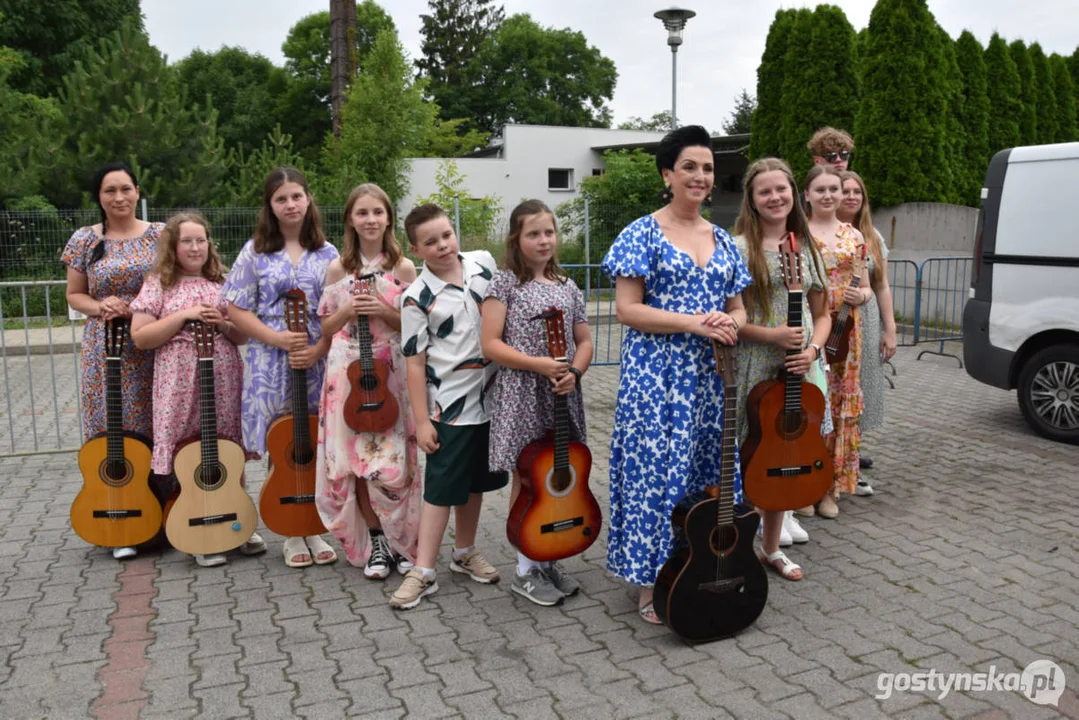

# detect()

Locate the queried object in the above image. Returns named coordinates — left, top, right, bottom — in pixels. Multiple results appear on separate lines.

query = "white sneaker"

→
left=111, top=547, right=136, bottom=560
left=855, top=480, right=875, bottom=497
left=194, top=553, right=227, bottom=567
left=783, top=511, right=809, bottom=543
left=758, top=517, right=793, bottom=547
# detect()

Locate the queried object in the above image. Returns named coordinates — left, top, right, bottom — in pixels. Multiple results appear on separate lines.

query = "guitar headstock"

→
left=192, top=321, right=215, bottom=360
left=538, top=307, right=568, bottom=360
left=352, top=272, right=376, bottom=297
left=779, top=232, right=804, bottom=292
left=283, top=288, right=308, bottom=334
left=104, top=319, right=126, bottom=360
left=711, top=341, right=737, bottom=388
left=855, top=242, right=868, bottom=277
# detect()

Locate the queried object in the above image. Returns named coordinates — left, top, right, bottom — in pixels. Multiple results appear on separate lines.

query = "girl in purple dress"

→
left=222, top=168, right=339, bottom=568
left=481, top=200, right=593, bottom=607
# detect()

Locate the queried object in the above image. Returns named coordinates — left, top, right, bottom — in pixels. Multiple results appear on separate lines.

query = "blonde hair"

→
left=502, top=200, right=567, bottom=285
left=154, top=212, right=226, bottom=290
left=340, top=184, right=402, bottom=274
left=733, top=157, right=824, bottom=324
left=839, top=171, right=886, bottom=291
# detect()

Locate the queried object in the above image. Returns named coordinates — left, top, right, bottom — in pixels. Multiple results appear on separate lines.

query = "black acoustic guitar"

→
left=654, top=342, right=768, bottom=643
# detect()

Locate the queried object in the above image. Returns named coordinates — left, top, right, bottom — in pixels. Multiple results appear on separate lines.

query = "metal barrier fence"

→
left=0, top=257, right=973, bottom=456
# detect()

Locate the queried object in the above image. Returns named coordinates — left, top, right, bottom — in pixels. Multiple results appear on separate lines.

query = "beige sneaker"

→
left=390, top=568, right=438, bottom=610
left=449, top=548, right=500, bottom=584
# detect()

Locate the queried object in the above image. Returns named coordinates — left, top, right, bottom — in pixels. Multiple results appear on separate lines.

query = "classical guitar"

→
left=507, top=307, right=601, bottom=562
left=166, top=321, right=257, bottom=555
left=824, top=243, right=867, bottom=365
left=343, top=272, right=399, bottom=434
left=741, top=233, right=835, bottom=511
left=654, top=343, right=768, bottom=643
left=259, top=289, right=328, bottom=538
left=71, top=319, right=162, bottom=548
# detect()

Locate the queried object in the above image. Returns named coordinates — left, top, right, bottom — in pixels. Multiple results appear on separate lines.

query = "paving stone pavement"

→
left=0, top=344, right=1077, bottom=719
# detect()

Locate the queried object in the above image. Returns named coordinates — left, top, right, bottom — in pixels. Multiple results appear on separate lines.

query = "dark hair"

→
left=655, top=125, right=712, bottom=175
left=89, top=161, right=139, bottom=265
left=253, top=167, right=326, bottom=254
left=502, top=199, right=566, bottom=285
left=403, top=204, right=449, bottom=246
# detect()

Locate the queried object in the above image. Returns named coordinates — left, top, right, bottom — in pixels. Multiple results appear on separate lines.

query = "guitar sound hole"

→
left=550, top=468, right=572, bottom=494
left=292, top=443, right=313, bottom=467
left=776, top=411, right=807, bottom=439
left=709, top=525, right=739, bottom=558
left=105, top=460, right=128, bottom=484
left=197, top=463, right=225, bottom=491
left=360, top=374, right=379, bottom=391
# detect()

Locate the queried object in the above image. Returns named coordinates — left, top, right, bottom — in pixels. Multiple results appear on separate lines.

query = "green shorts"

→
left=424, top=421, right=509, bottom=507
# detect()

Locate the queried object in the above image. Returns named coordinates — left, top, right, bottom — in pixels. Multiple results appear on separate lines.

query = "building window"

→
left=592, top=168, right=604, bottom=177
left=548, top=168, right=573, bottom=191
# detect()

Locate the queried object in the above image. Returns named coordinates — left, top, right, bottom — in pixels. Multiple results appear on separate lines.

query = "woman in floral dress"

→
left=223, top=167, right=339, bottom=568
left=601, top=126, right=751, bottom=624
left=62, top=162, right=164, bottom=560
left=803, top=165, right=872, bottom=518
left=315, top=184, right=421, bottom=578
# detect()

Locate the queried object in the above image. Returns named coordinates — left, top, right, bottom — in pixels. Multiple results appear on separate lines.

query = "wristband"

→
left=568, top=367, right=583, bottom=385
left=809, top=343, right=823, bottom=361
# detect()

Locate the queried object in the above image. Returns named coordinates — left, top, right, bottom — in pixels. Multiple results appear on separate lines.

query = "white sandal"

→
left=757, top=548, right=803, bottom=581
left=283, top=536, right=313, bottom=568
left=304, top=535, right=337, bottom=565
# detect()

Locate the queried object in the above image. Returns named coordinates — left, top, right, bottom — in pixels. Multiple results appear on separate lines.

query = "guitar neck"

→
left=553, top=392, right=569, bottom=470
left=105, top=355, right=124, bottom=470
left=355, top=315, right=375, bottom=371
left=784, top=290, right=804, bottom=412
left=199, top=352, right=218, bottom=468
left=716, top=383, right=737, bottom=526
left=291, top=366, right=310, bottom=451
left=835, top=272, right=862, bottom=322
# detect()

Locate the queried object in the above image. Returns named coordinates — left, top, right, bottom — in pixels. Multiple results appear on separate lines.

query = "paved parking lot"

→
left=0, top=344, right=1076, bottom=719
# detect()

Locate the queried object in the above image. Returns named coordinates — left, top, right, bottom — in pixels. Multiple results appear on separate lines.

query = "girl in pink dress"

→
left=131, top=212, right=258, bottom=567
left=315, top=184, right=423, bottom=578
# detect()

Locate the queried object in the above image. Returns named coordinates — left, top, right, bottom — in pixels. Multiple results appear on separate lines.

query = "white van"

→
left=963, top=142, right=1079, bottom=444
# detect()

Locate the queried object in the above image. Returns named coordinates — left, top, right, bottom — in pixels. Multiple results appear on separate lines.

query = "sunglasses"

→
left=823, top=150, right=851, bottom=163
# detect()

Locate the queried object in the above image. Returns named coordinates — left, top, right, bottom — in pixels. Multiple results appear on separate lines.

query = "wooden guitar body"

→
left=259, top=413, right=326, bottom=537
left=741, top=376, right=833, bottom=511
left=343, top=359, right=399, bottom=433
left=166, top=436, right=256, bottom=555
left=654, top=494, right=768, bottom=642
left=71, top=433, right=162, bottom=548
left=825, top=311, right=853, bottom=365
left=508, top=432, right=601, bottom=562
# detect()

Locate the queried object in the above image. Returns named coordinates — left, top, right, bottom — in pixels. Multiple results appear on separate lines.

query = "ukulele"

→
left=654, top=342, right=768, bottom=643
left=824, top=243, right=867, bottom=365
left=71, top=320, right=162, bottom=548
left=343, top=272, right=399, bottom=433
left=259, top=289, right=328, bottom=538
left=741, top=233, right=835, bottom=511
left=507, top=307, right=601, bottom=562
left=166, top=321, right=257, bottom=555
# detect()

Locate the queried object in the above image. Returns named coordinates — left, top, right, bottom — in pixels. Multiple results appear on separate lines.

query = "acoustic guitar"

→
left=166, top=321, right=257, bottom=555
left=343, top=272, right=399, bottom=434
left=654, top=342, right=768, bottom=643
left=824, top=243, right=867, bottom=365
left=259, top=289, right=328, bottom=538
left=70, top=319, right=162, bottom=548
left=507, top=307, right=601, bottom=562
left=741, top=233, right=834, bottom=511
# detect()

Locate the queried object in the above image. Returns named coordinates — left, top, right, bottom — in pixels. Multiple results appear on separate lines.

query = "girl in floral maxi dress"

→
left=601, top=126, right=751, bottom=624
left=315, top=184, right=422, bottom=578
left=222, top=167, right=339, bottom=568
left=130, top=213, right=252, bottom=567
left=481, top=200, right=593, bottom=608
left=804, top=165, right=871, bottom=519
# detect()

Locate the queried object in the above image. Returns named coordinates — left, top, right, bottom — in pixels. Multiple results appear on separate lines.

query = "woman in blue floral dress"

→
left=223, top=167, right=340, bottom=568
left=601, top=126, right=751, bottom=624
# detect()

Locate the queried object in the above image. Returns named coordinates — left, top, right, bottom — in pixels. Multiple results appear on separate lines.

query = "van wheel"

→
left=1017, top=345, right=1079, bottom=445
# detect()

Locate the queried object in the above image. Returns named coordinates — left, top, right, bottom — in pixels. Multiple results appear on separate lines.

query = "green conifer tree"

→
left=936, top=28, right=964, bottom=204
left=1009, top=40, right=1039, bottom=144
left=984, top=33, right=1022, bottom=155
left=854, top=0, right=953, bottom=205
left=747, top=9, right=796, bottom=160
left=954, top=31, right=990, bottom=205
left=1050, top=54, right=1077, bottom=142
left=1029, top=43, right=1058, bottom=144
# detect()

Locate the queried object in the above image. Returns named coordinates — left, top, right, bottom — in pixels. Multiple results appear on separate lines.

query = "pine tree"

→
left=954, top=31, right=990, bottom=206
left=854, top=0, right=954, bottom=206
left=32, top=23, right=226, bottom=208
left=776, top=5, right=859, bottom=182
left=1009, top=40, right=1039, bottom=144
left=722, top=90, right=756, bottom=135
left=936, top=28, right=964, bottom=205
left=747, top=9, right=796, bottom=160
left=1029, top=43, right=1058, bottom=144
left=1050, top=54, right=1077, bottom=142
left=984, top=33, right=1021, bottom=155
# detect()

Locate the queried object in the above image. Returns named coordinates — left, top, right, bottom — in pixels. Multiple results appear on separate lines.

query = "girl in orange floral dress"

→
left=802, top=165, right=872, bottom=519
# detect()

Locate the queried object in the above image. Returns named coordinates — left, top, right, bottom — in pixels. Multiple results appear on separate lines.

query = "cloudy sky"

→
left=143, top=0, right=1077, bottom=131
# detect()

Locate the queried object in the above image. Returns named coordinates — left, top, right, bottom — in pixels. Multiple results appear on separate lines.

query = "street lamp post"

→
left=654, top=7, right=696, bottom=130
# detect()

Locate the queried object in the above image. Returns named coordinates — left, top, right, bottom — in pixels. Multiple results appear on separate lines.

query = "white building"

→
left=402, top=124, right=669, bottom=217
